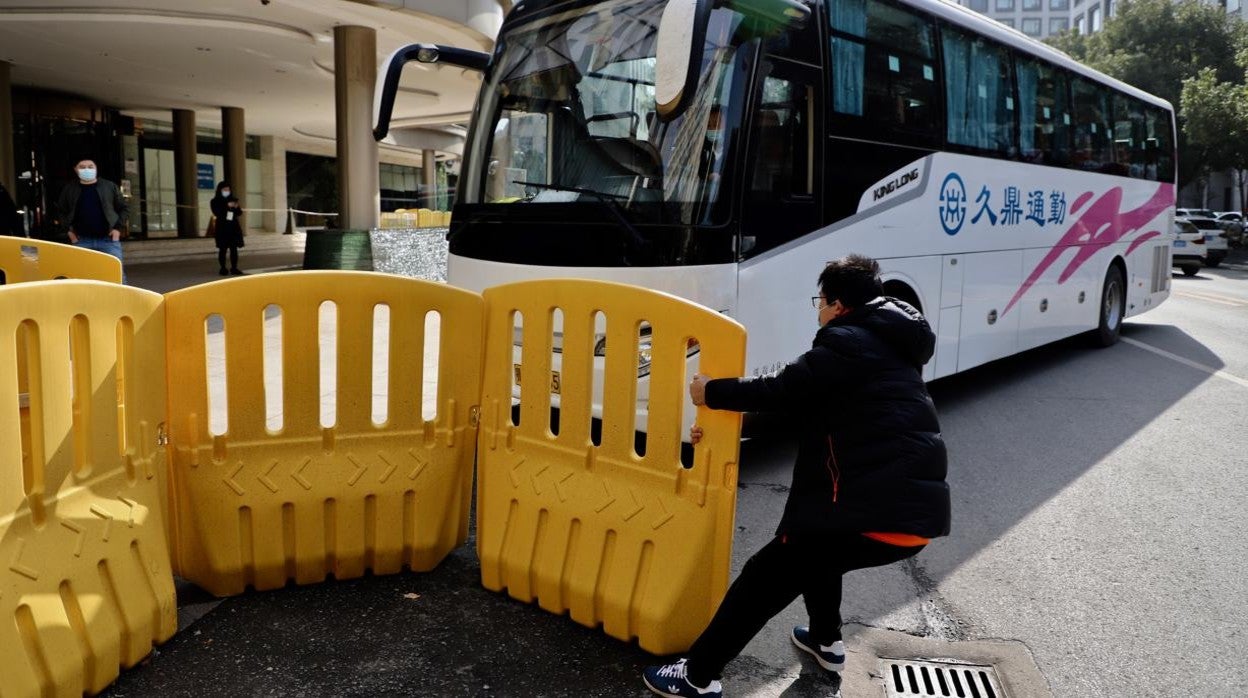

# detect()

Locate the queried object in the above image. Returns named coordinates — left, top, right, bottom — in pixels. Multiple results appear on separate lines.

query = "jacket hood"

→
left=823, top=297, right=936, bottom=368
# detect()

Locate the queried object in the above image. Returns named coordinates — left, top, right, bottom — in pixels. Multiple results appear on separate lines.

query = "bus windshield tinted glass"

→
left=465, top=0, right=750, bottom=224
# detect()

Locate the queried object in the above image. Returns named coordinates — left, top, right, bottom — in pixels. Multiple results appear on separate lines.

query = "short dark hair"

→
left=817, top=254, right=883, bottom=308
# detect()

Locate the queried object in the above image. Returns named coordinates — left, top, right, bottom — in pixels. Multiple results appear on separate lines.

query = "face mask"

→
left=77, top=168, right=97, bottom=182
left=221, top=190, right=231, bottom=198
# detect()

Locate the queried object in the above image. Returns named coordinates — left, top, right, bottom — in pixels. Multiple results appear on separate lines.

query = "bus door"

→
left=737, top=46, right=824, bottom=259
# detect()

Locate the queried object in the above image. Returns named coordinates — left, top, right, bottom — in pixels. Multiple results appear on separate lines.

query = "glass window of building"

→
left=1089, top=5, right=1101, bottom=30
left=1023, top=0, right=1041, bottom=9
left=995, top=0, right=1015, bottom=10
left=1050, top=0, right=1070, bottom=8
left=1074, top=13, right=1085, bottom=32
left=1021, top=17, right=1042, bottom=35
left=1050, top=16, right=1069, bottom=32
left=969, top=0, right=989, bottom=10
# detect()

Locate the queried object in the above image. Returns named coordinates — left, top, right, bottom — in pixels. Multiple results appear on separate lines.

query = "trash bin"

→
left=302, top=228, right=373, bottom=270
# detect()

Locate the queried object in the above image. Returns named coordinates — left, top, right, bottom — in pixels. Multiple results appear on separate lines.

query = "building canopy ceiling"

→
left=0, top=0, right=496, bottom=154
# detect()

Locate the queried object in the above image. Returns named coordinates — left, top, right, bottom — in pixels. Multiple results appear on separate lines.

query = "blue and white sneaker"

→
left=642, top=658, right=723, bottom=697
left=791, top=626, right=846, bottom=672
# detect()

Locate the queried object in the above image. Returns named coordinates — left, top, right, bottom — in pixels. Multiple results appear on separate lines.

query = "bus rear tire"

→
left=1091, top=264, right=1125, bottom=347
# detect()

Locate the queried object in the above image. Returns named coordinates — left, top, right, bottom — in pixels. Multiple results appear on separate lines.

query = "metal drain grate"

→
left=881, top=658, right=1005, bottom=698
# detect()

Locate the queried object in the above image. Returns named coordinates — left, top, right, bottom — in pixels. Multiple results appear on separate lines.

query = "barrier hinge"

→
left=156, top=422, right=169, bottom=446
left=469, top=405, right=481, bottom=429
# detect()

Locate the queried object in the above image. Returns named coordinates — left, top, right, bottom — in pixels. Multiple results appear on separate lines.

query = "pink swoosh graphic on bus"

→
left=1125, top=230, right=1162, bottom=256
left=1003, top=183, right=1174, bottom=316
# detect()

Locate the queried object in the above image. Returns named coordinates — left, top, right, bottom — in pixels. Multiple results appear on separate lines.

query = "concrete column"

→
left=0, top=61, right=14, bottom=193
left=258, top=136, right=287, bottom=232
left=222, top=107, right=248, bottom=229
left=333, top=25, right=379, bottom=230
left=173, top=108, right=198, bottom=238
left=422, top=149, right=436, bottom=209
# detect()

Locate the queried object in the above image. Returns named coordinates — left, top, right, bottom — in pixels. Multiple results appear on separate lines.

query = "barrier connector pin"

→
left=469, top=406, right=481, bottom=429
left=156, top=422, right=169, bottom=446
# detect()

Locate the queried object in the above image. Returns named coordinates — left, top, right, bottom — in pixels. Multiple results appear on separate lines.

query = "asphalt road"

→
left=106, top=250, right=1248, bottom=697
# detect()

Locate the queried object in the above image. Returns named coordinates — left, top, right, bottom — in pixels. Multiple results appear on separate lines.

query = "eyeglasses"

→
left=811, top=296, right=826, bottom=309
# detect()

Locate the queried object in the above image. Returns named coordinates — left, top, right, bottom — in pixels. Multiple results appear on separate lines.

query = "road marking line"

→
left=1122, top=337, right=1248, bottom=389
left=1174, top=290, right=1248, bottom=307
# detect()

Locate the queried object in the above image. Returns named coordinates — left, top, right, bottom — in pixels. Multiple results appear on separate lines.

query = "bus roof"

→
left=901, top=0, right=1173, bottom=112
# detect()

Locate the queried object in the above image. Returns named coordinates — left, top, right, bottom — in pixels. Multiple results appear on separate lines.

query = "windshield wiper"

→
left=512, top=181, right=648, bottom=260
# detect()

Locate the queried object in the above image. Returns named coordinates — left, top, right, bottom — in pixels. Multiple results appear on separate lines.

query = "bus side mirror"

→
left=655, top=0, right=713, bottom=123
left=373, top=43, right=490, bottom=141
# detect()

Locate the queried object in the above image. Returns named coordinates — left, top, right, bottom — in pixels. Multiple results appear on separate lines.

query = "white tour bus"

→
left=374, top=0, right=1177, bottom=433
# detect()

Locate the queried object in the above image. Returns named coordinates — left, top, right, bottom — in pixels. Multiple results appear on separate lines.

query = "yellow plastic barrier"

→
left=416, top=208, right=434, bottom=228
left=476, top=280, right=745, bottom=654
left=164, top=272, right=483, bottom=596
left=0, top=238, right=123, bottom=285
left=0, top=281, right=176, bottom=698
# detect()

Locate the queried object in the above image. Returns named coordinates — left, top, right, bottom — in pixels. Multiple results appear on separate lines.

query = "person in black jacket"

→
left=642, top=254, right=951, bottom=698
left=210, top=181, right=245, bottom=275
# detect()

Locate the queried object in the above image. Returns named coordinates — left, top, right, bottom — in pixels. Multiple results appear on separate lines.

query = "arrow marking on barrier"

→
left=9, top=538, right=40, bottom=580
left=595, top=481, right=615, bottom=513
left=62, top=520, right=86, bottom=557
left=378, top=453, right=397, bottom=484
left=118, top=497, right=139, bottom=527
left=91, top=504, right=115, bottom=542
left=509, top=458, right=526, bottom=488
left=292, top=457, right=313, bottom=490
left=258, top=460, right=280, bottom=493
left=621, top=487, right=644, bottom=521
left=650, top=497, right=673, bottom=530
left=347, top=455, right=367, bottom=486
left=407, top=449, right=427, bottom=480
left=531, top=465, right=548, bottom=495
left=554, top=472, right=574, bottom=502
left=225, top=463, right=246, bottom=496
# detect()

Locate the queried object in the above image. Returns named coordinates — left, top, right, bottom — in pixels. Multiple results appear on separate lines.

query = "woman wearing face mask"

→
left=210, top=180, right=245, bottom=275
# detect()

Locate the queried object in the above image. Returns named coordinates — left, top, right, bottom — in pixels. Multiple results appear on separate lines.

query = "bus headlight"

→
left=593, top=334, right=655, bottom=378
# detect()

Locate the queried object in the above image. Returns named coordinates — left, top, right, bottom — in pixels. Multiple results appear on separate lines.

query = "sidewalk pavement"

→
left=125, top=250, right=306, bottom=294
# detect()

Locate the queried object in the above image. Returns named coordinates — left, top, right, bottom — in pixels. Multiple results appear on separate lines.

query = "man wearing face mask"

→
left=642, top=255, right=950, bottom=698
left=56, top=158, right=130, bottom=274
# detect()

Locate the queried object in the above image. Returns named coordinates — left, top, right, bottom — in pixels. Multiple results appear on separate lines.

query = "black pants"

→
left=219, top=247, right=239, bottom=270
left=685, top=533, right=924, bottom=686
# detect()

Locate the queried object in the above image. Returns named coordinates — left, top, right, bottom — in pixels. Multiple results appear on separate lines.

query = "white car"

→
left=1172, top=217, right=1206, bottom=276
left=1183, top=216, right=1228, bottom=267
left=1214, top=211, right=1244, bottom=246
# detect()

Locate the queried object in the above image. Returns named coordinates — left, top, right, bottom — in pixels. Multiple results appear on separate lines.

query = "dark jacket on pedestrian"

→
left=210, top=195, right=245, bottom=249
left=704, top=297, right=951, bottom=539
left=0, top=181, right=21, bottom=236
left=55, top=179, right=129, bottom=237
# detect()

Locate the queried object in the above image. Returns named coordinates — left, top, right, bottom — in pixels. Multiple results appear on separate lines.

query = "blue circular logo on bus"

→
left=939, top=173, right=967, bottom=236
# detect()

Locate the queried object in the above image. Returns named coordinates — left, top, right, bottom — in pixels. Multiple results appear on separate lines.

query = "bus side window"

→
left=1071, top=77, right=1113, bottom=172
left=1016, top=56, right=1071, bottom=166
left=827, top=0, right=941, bottom=148
left=941, top=28, right=1016, bottom=157
left=1144, top=107, right=1175, bottom=182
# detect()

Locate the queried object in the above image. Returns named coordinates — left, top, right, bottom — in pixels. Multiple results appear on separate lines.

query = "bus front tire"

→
left=1091, top=265, right=1125, bottom=347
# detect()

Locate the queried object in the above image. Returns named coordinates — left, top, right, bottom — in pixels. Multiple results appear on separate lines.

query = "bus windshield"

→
left=463, top=0, right=752, bottom=225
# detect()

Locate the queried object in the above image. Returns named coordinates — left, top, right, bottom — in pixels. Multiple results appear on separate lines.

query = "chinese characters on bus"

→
left=971, top=185, right=1066, bottom=227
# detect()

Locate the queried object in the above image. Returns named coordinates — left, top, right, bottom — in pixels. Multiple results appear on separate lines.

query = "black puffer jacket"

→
left=705, top=297, right=951, bottom=538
